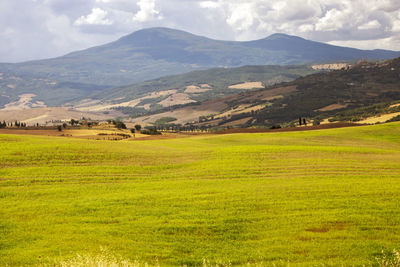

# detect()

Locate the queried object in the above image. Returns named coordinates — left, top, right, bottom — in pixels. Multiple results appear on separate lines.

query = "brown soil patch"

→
left=240, top=86, right=297, bottom=102
left=356, top=112, right=400, bottom=124
left=137, top=104, right=151, bottom=110
left=220, top=117, right=252, bottom=127
left=214, top=123, right=364, bottom=134
left=0, top=107, right=121, bottom=126
left=75, top=90, right=178, bottom=112
left=320, top=118, right=331, bottom=125
left=184, top=85, right=211, bottom=93
left=317, top=103, right=348, bottom=112
left=238, top=104, right=268, bottom=114
left=0, top=128, right=65, bottom=136
left=367, top=92, right=379, bottom=97
left=131, top=97, right=228, bottom=125
left=130, top=132, right=204, bottom=141
left=228, top=82, right=264, bottom=89
left=215, top=104, right=267, bottom=119
left=262, top=95, right=283, bottom=101
left=158, top=93, right=196, bottom=107
left=0, top=128, right=147, bottom=140
left=390, top=103, right=400, bottom=108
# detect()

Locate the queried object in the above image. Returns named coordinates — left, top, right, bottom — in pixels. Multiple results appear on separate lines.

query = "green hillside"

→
left=1, top=123, right=400, bottom=265
left=0, top=64, right=315, bottom=109
left=251, top=57, right=400, bottom=126
left=161, top=57, right=400, bottom=128
left=78, top=64, right=317, bottom=117
left=0, top=71, right=108, bottom=107
left=313, top=101, right=400, bottom=124
left=92, top=65, right=314, bottom=100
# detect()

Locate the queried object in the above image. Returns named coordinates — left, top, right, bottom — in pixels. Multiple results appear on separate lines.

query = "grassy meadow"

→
left=1, top=123, right=400, bottom=266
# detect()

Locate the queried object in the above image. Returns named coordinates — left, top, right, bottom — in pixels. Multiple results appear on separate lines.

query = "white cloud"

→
left=298, top=24, right=314, bottom=32
left=1, top=0, right=400, bottom=63
left=358, top=20, right=381, bottom=30
left=393, top=19, right=400, bottom=31
left=226, top=3, right=255, bottom=31
left=199, top=1, right=221, bottom=9
left=74, top=7, right=113, bottom=25
left=133, top=0, right=161, bottom=22
left=315, top=8, right=347, bottom=31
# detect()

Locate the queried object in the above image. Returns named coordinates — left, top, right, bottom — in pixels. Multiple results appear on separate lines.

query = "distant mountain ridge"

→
left=0, top=27, right=398, bottom=87
left=242, top=33, right=398, bottom=61
left=0, top=27, right=398, bottom=110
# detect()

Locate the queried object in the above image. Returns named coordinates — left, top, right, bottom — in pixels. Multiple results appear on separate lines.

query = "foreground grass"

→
left=1, top=123, right=400, bottom=266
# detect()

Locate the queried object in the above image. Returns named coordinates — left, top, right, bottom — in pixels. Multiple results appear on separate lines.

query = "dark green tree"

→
left=114, top=121, right=126, bottom=129
left=134, top=124, right=142, bottom=132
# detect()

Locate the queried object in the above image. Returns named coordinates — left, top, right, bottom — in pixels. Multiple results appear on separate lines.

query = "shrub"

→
left=114, top=121, right=127, bottom=129
left=141, top=127, right=161, bottom=135
left=270, top=125, right=281, bottom=129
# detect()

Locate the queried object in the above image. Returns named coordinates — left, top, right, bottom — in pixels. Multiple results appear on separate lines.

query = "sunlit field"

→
left=1, top=123, right=400, bottom=266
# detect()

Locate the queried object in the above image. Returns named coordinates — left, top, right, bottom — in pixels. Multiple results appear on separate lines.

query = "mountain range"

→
left=0, top=27, right=399, bottom=120
left=2, top=28, right=398, bottom=85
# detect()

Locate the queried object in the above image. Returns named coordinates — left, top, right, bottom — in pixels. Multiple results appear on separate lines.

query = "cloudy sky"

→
left=1, top=0, right=400, bottom=62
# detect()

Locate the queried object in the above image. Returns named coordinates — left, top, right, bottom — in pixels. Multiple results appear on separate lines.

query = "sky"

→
left=1, top=0, right=400, bottom=63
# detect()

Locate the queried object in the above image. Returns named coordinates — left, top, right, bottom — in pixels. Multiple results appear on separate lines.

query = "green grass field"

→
left=1, top=123, right=400, bottom=266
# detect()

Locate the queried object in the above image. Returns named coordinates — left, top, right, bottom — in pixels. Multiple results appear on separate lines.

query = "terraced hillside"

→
left=1, top=122, right=400, bottom=266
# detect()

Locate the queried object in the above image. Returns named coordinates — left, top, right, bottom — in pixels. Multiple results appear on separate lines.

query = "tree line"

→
left=0, top=121, right=27, bottom=128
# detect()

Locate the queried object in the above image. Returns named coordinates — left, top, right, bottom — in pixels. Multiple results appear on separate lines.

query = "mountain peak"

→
left=5, top=27, right=398, bottom=93
left=116, top=27, right=209, bottom=46
left=264, top=33, right=305, bottom=41
left=124, top=27, right=191, bottom=37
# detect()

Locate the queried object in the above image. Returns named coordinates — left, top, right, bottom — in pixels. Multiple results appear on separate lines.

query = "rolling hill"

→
left=0, top=27, right=398, bottom=109
left=126, top=57, right=400, bottom=128
left=72, top=64, right=318, bottom=115
left=0, top=72, right=108, bottom=108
